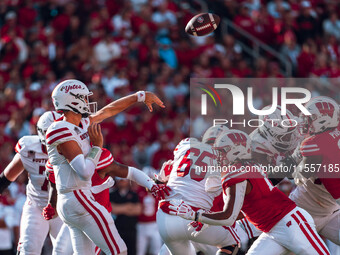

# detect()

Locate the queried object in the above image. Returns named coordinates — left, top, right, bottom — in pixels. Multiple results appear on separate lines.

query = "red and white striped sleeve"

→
left=300, top=136, right=320, bottom=157
left=96, top=148, right=114, bottom=170
left=46, top=124, right=73, bottom=146
left=14, top=138, right=23, bottom=153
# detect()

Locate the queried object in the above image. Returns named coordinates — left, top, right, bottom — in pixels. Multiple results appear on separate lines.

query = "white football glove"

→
left=187, top=220, right=209, bottom=237
left=168, top=200, right=196, bottom=221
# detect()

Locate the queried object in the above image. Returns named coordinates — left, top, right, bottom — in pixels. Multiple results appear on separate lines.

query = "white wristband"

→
left=136, top=91, right=146, bottom=102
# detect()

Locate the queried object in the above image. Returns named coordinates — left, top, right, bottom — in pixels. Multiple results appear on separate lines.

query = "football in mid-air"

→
left=185, top=13, right=220, bottom=36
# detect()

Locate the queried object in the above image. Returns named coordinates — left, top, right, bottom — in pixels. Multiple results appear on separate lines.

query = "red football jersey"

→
left=300, top=127, right=340, bottom=199
left=222, top=162, right=296, bottom=233
left=47, top=148, right=114, bottom=212
left=137, top=186, right=158, bottom=223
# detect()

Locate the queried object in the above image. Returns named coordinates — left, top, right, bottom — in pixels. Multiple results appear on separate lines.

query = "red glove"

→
left=42, top=204, right=56, bottom=220
left=150, top=184, right=171, bottom=200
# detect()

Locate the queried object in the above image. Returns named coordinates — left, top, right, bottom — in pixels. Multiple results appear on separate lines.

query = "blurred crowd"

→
left=0, top=0, right=339, bottom=254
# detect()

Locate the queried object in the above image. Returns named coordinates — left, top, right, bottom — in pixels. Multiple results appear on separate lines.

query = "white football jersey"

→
left=15, top=136, right=49, bottom=208
left=46, top=118, right=92, bottom=193
left=165, top=139, right=221, bottom=210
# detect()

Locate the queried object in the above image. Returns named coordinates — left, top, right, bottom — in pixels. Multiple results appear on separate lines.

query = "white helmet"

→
left=213, top=129, right=251, bottom=165
left=259, top=105, right=299, bottom=151
left=300, top=96, right=339, bottom=135
left=37, top=111, right=61, bottom=145
left=202, top=125, right=229, bottom=145
left=51, top=79, right=97, bottom=117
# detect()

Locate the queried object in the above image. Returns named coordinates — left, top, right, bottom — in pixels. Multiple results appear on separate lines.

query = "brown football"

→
left=185, top=13, right=220, bottom=36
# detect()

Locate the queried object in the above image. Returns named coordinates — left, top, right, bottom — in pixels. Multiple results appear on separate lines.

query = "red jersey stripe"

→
left=47, top=133, right=72, bottom=145
left=46, top=127, right=69, bottom=139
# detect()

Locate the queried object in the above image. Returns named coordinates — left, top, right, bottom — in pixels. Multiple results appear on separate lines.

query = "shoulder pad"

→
left=46, top=121, right=74, bottom=146
left=15, top=136, right=41, bottom=156
left=96, top=148, right=114, bottom=170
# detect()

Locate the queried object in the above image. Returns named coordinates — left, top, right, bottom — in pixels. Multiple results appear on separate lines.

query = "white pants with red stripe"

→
left=18, top=200, right=63, bottom=255
left=237, top=218, right=262, bottom=242
left=156, top=209, right=241, bottom=255
left=247, top=207, right=330, bottom=255
left=53, top=223, right=102, bottom=255
left=57, top=190, right=127, bottom=255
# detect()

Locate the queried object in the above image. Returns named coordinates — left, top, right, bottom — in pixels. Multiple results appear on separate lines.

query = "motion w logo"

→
left=227, top=132, right=247, bottom=147
left=315, top=102, right=335, bottom=118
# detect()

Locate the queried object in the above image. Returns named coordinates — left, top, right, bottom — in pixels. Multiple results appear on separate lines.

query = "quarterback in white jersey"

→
left=46, top=79, right=166, bottom=255
left=0, top=111, right=63, bottom=255
left=156, top=138, right=242, bottom=255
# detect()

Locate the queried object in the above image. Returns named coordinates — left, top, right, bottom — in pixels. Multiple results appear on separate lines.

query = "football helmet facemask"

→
left=259, top=105, right=299, bottom=151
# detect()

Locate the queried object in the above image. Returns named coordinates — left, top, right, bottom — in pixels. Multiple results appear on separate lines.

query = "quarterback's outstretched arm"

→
left=0, top=154, right=24, bottom=193
left=90, top=91, right=165, bottom=124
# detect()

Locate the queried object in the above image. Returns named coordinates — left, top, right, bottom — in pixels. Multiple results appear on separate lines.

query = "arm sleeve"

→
left=69, top=146, right=102, bottom=181
left=198, top=180, right=247, bottom=226
left=127, top=167, right=154, bottom=190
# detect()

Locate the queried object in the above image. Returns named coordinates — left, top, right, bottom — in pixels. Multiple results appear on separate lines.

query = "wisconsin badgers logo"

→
left=60, top=84, right=82, bottom=93
left=315, top=102, right=335, bottom=118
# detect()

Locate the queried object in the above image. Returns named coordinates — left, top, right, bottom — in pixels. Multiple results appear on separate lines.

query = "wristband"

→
left=195, top=211, right=203, bottom=222
left=136, top=91, right=146, bottom=102
left=87, top=146, right=102, bottom=164
left=0, top=172, right=12, bottom=194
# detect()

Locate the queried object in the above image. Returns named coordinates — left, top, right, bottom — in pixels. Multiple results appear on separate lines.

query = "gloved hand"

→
left=150, top=184, right=171, bottom=200
left=188, top=221, right=208, bottom=237
left=168, top=200, right=196, bottom=221
left=42, top=204, right=56, bottom=220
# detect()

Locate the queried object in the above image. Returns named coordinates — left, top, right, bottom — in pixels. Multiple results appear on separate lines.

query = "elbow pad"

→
left=0, top=172, right=12, bottom=194
left=127, top=167, right=154, bottom=190
left=198, top=181, right=247, bottom=226
left=69, top=147, right=102, bottom=181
